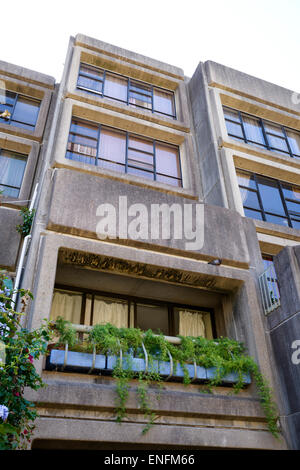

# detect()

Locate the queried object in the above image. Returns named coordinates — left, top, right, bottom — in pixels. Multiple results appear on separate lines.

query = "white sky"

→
left=1, top=0, right=300, bottom=92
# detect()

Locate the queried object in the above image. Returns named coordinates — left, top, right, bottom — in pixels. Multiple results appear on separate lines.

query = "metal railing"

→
left=259, top=264, right=281, bottom=315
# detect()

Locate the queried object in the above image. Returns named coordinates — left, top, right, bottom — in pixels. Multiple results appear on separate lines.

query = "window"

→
left=77, top=63, right=176, bottom=119
left=237, top=170, right=300, bottom=229
left=66, top=118, right=182, bottom=187
left=0, top=89, right=40, bottom=130
left=223, top=106, right=300, bottom=159
left=260, top=254, right=280, bottom=313
left=0, top=149, right=27, bottom=197
left=50, top=287, right=215, bottom=339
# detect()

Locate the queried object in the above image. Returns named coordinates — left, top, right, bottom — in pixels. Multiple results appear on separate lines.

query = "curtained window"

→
left=76, top=64, right=176, bottom=119
left=50, top=288, right=214, bottom=339
left=0, top=150, right=27, bottom=198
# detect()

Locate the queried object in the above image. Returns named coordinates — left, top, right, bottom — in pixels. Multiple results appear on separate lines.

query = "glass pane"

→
left=291, top=219, right=300, bottom=229
left=99, top=128, right=126, bottom=164
left=264, top=122, right=285, bottom=137
left=156, top=143, right=180, bottom=178
left=244, top=208, right=263, bottom=220
left=239, top=187, right=260, bottom=210
left=79, top=64, right=103, bottom=81
left=281, top=183, right=300, bottom=202
left=265, top=214, right=289, bottom=226
left=129, top=92, right=152, bottom=109
left=70, top=120, right=99, bottom=139
left=127, top=149, right=154, bottom=170
left=236, top=171, right=256, bottom=189
left=66, top=150, right=96, bottom=165
left=99, top=159, right=125, bottom=172
left=285, top=200, right=300, bottom=215
left=156, top=174, right=181, bottom=187
left=127, top=166, right=154, bottom=180
left=78, top=75, right=102, bottom=93
left=0, top=184, right=19, bottom=198
left=69, top=133, right=97, bottom=148
left=0, top=150, right=26, bottom=191
left=129, top=136, right=153, bottom=154
left=223, top=107, right=240, bottom=122
left=93, top=296, right=128, bottom=328
left=243, top=115, right=265, bottom=145
left=0, top=90, right=16, bottom=106
left=267, top=134, right=289, bottom=153
left=286, top=130, right=300, bottom=157
left=225, top=120, right=244, bottom=139
left=12, top=96, right=40, bottom=127
left=130, top=82, right=151, bottom=96
left=153, top=89, right=174, bottom=117
left=104, top=73, right=127, bottom=102
left=136, top=303, right=169, bottom=335
left=257, top=177, right=286, bottom=215
left=50, top=290, right=82, bottom=324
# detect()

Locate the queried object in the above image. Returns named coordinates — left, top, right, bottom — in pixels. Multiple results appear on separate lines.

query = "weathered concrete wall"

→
left=0, top=207, right=21, bottom=270
left=188, top=63, right=227, bottom=207
left=46, top=168, right=250, bottom=267
left=267, top=246, right=300, bottom=449
left=25, top=374, right=286, bottom=450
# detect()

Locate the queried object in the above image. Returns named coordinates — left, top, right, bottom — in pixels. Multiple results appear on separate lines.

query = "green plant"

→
left=0, top=272, right=53, bottom=449
left=52, top=322, right=280, bottom=437
left=54, top=316, right=77, bottom=348
left=16, top=207, right=35, bottom=237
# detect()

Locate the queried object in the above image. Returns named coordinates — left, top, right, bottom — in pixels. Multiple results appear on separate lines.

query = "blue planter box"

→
left=206, top=367, right=251, bottom=385
left=47, top=350, right=251, bottom=385
left=49, top=349, right=106, bottom=372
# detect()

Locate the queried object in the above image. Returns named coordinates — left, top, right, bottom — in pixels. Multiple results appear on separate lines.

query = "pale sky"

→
left=1, top=0, right=300, bottom=92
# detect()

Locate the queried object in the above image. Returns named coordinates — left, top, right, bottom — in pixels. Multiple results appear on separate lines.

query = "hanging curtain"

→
left=99, top=128, right=126, bottom=165
left=153, top=89, right=174, bottom=116
left=50, top=291, right=82, bottom=324
left=0, top=151, right=26, bottom=196
left=104, top=73, right=127, bottom=102
left=179, top=310, right=206, bottom=338
left=93, top=297, right=128, bottom=328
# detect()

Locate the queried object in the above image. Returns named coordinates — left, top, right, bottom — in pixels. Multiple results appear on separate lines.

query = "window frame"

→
left=237, top=169, right=300, bottom=229
left=66, top=117, right=183, bottom=187
left=53, top=284, right=216, bottom=338
left=0, top=89, right=40, bottom=130
left=0, top=148, right=27, bottom=198
left=223, top=106, right=300, bottom=159
left=77, top=62, right=177, bottom=120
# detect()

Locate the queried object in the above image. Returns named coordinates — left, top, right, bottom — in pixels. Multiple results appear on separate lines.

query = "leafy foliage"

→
left=16, top=207, right=35, bottom=238
left=52, top=321, right=279, bottom=437
left=0, top=272, right=53, bottom=449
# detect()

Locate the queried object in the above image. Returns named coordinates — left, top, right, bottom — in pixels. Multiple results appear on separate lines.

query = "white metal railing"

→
left=259, top=264, right=280, bottom=315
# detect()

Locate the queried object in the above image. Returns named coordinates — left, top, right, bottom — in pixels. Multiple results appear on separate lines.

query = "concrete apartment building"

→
left=0, top=34, right=300, bottom=449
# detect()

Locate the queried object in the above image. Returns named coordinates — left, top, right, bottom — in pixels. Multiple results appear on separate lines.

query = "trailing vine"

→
left=52, top=319, right=279, bottom=437
left=0, top=272, right=53, bottom=449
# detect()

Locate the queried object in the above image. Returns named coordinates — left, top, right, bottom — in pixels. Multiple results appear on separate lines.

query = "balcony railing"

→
left=46, top=323, right=251, bottom=386
left=259, top=265, right=281, bottom=315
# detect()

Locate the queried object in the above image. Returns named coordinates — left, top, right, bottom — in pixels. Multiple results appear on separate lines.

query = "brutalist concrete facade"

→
left=1, top=34, right=300, bottom=449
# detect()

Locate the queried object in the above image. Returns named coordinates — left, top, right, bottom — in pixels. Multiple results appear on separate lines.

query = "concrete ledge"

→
left=32, top=416, right=286, bottom=450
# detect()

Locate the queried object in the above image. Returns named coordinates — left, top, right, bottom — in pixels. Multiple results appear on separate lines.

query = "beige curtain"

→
left=93, top=297, right=128, bottom=328
left=50, top=291, right=82, bottom=324
left=153, top=89, right=173, bottom=116
left=104, top=73, right=127, bottom=102
left=99, top=128, right=126, bottom=164
left=179, top=310, right=206, bottom=338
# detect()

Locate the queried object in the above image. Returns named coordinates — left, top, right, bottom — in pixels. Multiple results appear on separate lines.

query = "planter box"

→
left=206, top=367, right=251, bottom=385
left=48, top=349, right=106, bottom=372
left=47, top=350, right=251, bottom=385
